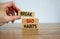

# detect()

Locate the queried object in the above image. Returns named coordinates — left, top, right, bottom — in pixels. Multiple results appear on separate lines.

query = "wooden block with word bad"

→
left=18, top=11, right=35, bottom=17
left=22, top=18, right=39, bottom=29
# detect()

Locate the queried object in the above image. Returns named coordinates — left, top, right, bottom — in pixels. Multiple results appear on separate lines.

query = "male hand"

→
left=0, top=1, right=21, bottom=26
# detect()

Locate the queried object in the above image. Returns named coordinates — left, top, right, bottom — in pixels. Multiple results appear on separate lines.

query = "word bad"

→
left=26, top=19, right=34, bottom=23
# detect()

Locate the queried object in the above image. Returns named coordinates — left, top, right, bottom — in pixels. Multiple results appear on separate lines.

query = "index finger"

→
left=12, top=2, right=21, bottom=15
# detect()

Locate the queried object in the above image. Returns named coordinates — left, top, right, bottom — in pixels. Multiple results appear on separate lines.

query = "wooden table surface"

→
left=0, top=23, right=60, bottom=39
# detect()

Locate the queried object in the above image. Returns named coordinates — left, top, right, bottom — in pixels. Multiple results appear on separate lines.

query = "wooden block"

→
left=18, top=11, right=35, bottom=17
left=22, top=18, right=39, bottom=29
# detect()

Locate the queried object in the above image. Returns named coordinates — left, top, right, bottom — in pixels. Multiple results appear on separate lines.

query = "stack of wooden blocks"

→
left=18, top=11, right=39, bottom=29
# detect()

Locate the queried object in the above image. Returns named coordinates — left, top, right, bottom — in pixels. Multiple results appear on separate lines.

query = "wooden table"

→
left=0, top=23, right=60, bottom=39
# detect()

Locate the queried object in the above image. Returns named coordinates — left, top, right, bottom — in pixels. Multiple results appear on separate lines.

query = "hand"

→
left=0, top=1, right=21, bottom=26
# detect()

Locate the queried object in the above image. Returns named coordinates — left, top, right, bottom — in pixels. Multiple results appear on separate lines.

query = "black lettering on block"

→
left=20, top=11, right=32, bottom=16
left=24, top=24, right=37, bottom=29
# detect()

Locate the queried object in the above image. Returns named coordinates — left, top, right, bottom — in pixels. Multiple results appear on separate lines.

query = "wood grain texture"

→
left=0, top=23, right=60, bottom=39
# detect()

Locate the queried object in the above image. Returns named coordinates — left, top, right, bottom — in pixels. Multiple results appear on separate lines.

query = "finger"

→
left=6, top=10, right=15, bottom=16
left=5, top=2, right=15, bottom=16
left=8, top=16, right=20, bottom=21
left=5, top=1, right=21, bottom=15
left=4, top=16, right=21, bottom=23
left=7, top=9, right=15, bottom=23
left=11, top=20, right=14, bottom=23
left=12, top=2, right=20, bottom=15
left=13, top=16, right=21, bottom=20
left=5, top=2, right=20, bottom=16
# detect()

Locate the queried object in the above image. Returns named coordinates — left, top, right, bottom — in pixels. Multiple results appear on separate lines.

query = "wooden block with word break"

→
left=18, top=11, right=35, bottom=17
left=22, top=18, right=39, bottom=29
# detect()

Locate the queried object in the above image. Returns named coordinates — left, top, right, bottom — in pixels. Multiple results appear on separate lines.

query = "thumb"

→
left=4, top=16, right=20, bottom=22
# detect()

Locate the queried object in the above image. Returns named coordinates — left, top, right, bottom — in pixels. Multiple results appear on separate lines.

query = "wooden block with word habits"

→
left=18, top=11, right=35, bottom=17
left=22, top=18, right=39, bottom=29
